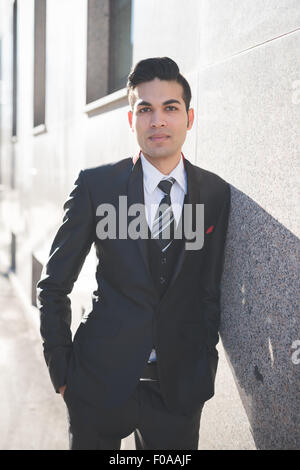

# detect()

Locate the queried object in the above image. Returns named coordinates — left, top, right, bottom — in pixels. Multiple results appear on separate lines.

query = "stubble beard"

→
left=142, top=139, right=181, bottom=162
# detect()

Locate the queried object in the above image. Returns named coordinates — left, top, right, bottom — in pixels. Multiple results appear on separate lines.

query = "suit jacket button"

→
left=159, top=276, right=166, bottom=284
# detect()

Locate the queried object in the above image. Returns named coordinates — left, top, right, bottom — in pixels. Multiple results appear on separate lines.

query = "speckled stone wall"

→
left=220, top=187, right=300, bottom=449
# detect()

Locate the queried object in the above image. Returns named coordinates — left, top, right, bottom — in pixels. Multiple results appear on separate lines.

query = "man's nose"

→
left=150, top=111, right=166, bottom=127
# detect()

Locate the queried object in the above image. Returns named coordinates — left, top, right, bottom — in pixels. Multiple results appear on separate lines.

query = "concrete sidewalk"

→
left=0, top=264, right=255, bottom=450
left=0, top=270, right=68, bottom=450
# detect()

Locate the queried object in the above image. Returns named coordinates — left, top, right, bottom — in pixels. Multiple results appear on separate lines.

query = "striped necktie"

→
left=151, top=177, right=176, bottom=252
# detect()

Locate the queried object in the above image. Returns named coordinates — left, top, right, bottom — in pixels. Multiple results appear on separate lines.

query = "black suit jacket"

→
left=36, top=155, right=231, bottom=416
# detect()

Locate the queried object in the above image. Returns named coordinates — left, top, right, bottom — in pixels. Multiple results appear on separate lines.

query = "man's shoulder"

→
left=82, top=157, right=133, bottom=178
left=187, top=158, right=230, bottom=198
left=80, top=157, right=133, bottom=189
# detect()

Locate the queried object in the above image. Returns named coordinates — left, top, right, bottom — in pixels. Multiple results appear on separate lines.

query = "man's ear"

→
left=128, top=110, right=134, bottom=131
left=187, top=108, right=194, bottom=130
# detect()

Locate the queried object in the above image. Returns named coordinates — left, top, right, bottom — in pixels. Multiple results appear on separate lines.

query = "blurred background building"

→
left=0, top=0, right=299, bottom=449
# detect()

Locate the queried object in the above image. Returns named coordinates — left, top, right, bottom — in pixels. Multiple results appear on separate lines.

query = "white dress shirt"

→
left=140, top=152, right=187, bottom=365
left=140, top=152, right=187, bottom=231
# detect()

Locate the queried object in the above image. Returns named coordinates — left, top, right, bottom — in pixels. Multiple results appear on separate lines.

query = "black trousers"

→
left=63, top=365, right=204, bottom=450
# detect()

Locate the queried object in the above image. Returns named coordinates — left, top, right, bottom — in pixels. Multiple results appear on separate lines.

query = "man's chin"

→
left=142, top=147, right=174, bottom=160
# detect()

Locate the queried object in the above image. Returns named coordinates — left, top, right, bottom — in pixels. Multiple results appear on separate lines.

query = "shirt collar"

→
left=140, top=152, right=186, bottom=194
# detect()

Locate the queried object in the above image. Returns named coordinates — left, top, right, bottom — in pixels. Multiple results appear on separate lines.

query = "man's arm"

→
left=200, top=183, right=231, bottom=350
left=36, top=170, right=95, bottom=393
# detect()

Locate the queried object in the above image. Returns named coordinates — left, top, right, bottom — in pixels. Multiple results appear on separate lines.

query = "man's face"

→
left=128, top=78, right=194, bottom=162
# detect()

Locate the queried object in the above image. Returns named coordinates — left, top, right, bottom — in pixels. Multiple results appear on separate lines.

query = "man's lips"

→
left=149, top=134, right=170, bottom=141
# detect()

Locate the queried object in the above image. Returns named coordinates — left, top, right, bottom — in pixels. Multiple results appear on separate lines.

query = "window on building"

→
left=33, top=0, right=46, bottom=129
left=86, top=0, right=133, bottom=104
left=86, top=0, right=110, bottom=104
left=108, top=0, right=133, bottom=94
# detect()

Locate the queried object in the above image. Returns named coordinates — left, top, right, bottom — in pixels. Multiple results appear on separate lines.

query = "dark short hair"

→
left=127, top=57, right=191, bottom=112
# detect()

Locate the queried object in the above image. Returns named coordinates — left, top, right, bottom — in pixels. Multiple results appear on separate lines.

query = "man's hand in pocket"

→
left=59, top=385, right=67, bottom=398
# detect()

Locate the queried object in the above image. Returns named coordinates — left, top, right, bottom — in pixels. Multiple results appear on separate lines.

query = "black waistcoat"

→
left=147, top=194, right=187, bottom=299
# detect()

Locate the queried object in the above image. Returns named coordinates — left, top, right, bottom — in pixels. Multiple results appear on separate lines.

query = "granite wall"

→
left=221, top=188, right=299, bottom=449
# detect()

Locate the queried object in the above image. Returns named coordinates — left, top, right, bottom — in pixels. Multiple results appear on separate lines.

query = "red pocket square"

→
left=206, top=225, right=214, bottom=234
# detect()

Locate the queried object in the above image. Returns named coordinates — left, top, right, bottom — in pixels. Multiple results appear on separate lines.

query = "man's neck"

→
left=141, top=152, right=182, bottom=175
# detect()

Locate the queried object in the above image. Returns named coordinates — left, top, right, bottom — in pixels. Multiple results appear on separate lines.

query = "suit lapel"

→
left=127, top=155, right=153, bottom=282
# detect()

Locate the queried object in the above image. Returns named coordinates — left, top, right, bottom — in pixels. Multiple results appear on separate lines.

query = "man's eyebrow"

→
left=136, top=99, right=182, bottom=107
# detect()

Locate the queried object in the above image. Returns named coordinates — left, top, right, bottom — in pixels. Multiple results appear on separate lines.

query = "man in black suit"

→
left=37, top=57, right=230, bottom=450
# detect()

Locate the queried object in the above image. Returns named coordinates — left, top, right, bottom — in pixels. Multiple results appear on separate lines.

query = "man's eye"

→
left=137, top=106, right=177, bottom=113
